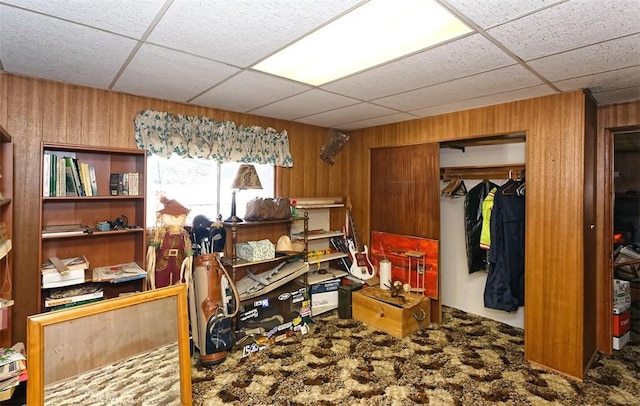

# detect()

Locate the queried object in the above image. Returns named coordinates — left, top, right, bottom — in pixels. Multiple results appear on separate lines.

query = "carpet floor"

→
left=191, top=307, right=640, bottom=405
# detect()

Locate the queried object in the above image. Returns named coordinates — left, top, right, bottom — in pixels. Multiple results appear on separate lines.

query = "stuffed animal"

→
left=147, top=196, right=194, bottom=289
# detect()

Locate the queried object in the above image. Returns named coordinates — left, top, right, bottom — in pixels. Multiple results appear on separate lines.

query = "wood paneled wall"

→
left=2, top=71, right=638, bottom=380
left=0, top=72, right=341, bottom=344
left=346, top=91, right=595, bottom=379
left=596, top=101, right=640, bottom=354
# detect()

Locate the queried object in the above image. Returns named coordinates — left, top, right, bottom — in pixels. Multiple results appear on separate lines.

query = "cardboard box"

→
left=310, top=278, right=341, bottom=316
left=236, top=239, right=275, bottom=262
left=613, top=309, right=631, bottom=337
left=238, top=285, right=310, bottom=336
left=614, top=279, right=631, bottom=309
left=352, top=286, right=430, bottom=338
left=613, top=331, right=630, bottom=350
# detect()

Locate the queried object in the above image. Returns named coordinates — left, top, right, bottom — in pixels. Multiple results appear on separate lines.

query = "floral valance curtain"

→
left=134, top=110, right=293, bottom=167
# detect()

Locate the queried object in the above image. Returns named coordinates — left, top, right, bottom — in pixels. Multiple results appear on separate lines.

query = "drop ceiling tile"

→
left=1, top=0, right=166, bottom=38
left=322, top=34, right=516, bottom=100
left=591, top=86, right=640, bottom=105
left=410, top=85, right=556, bottom=118
left=446, top=0, right=564, bottom=29
left=528, top=34, right=640, bottom=82
left=295, top=102, right=400, bottom=128
left=337, top=112, right=418, bottom=131
left=374, top=65, right=541, bottom=111
left=146, top=0, right=363, bottom=68
left=113, top=44, right=240, bottom=102
left=0, top=5, right=138, bottom=88
left=191, top=71, right=311, bottom=113
left=553, top=65, right=640, bottom=93
left=487, top=0, right=640, bottom=61
left=250, top=89, right=360, bottom=121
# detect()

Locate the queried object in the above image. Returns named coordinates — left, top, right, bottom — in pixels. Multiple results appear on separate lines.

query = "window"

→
left=146, top=154, right=275, bottom=226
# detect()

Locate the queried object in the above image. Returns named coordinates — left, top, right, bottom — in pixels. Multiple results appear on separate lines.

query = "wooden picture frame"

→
left=27, top=284, right=192, bottom=405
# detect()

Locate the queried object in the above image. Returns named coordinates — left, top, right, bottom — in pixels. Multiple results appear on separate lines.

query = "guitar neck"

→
left=348, top=208, right=359, bottom=251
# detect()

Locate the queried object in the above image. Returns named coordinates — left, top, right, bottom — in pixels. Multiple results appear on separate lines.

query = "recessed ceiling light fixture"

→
left=253, top=0, right=472, bottom=86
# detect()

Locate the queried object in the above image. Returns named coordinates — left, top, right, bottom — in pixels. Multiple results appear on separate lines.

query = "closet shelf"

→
left=440, top=164, right=525, bottom=181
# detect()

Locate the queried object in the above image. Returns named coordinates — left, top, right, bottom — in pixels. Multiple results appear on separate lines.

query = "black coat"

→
left=484, top=179, right=526, bottom=312
left=464, top=180, right=499, bottom=274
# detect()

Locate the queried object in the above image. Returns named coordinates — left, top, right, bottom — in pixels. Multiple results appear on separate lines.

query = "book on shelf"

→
left=109, top=172, right=141, bottom=196
left=42, top=223, right=91, bottom=237
left=67, top=157, right=84, bottom=197
left=89, top=165, right=98, bottom=195
left=42, top=151, right=97, bottom=197
left=92, top=262, right=146, bottom=283
left=0, top=344, right=26, bottom=390
left=42, top=255, right=89, bottom=273
left=47, top=297, right=104, bottom=311
left=110, top=173, right=122, bottom=196
left=41, top=255, right=89, bottom=288
left=44, top=283, right=104, bottom=308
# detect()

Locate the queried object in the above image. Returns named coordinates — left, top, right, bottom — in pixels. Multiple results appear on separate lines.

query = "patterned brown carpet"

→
left=191, top=307, right=640, bottom=405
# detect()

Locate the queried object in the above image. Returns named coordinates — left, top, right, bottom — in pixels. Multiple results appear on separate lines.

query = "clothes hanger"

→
left=451, top=178, right=467, bottom=197
left=441, top=177, right=461, bottom=197
left=500, top=171, right=518, bottom=195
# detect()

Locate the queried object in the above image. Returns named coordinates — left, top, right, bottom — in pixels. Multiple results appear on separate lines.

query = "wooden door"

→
left=583, top=95, right=598, bottom=367
left=370, top=143, right=441, bottom=322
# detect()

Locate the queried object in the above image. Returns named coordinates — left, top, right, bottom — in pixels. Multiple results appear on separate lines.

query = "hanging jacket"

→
left=480, top=187, right=497, bottom=250
left=484, top=179, right=526, bottom=312
left=464, top=180, right=499, bottom=273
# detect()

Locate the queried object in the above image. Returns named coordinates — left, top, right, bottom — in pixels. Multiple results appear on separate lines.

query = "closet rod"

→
left=440, top=164, right=525, bottom=181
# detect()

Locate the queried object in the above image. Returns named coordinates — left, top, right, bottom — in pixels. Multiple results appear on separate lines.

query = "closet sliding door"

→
left=370, top=143, right=441, bottom=322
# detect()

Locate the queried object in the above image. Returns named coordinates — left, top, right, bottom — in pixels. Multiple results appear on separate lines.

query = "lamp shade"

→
left=231, top=164, right=263, bottom=190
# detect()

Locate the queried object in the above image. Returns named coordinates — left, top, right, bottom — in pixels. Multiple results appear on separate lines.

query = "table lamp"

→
left=225, top=164, right=262, bottom=222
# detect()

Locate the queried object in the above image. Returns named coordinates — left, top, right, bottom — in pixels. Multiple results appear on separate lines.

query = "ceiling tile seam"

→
left=320, top=110, right=422, bottom=129
left=366, top=62, right=522, bottom=105
left=407, top=83, right=551, bottom=114
left=285, top=100, right=370, bottom=122
left=526, top=32, right=640, bottom=66
left=185, top=71, right=248, bottom=105
left=292, top=101, right=419, bottom=127
left=0, top=2, right=146, bottom=41
left=552, top=64, right=640, bottom=87
left=108, top=0, right=175, bottom=89
left=245, top=87, right=363, bottom=119
left=590, top=84, right=640, bottom=95
left=435, top=0, right=561, bottom=94
left=445, top=0, right=571, bottom=31
left=313, top=32, right=478, bottom=89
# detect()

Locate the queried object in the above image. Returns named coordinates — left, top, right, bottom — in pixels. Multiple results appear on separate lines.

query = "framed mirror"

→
left=27, top=284, right=192, bottom=405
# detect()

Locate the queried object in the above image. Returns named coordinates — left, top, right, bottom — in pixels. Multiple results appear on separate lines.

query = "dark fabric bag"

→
left=244, top=197, right=291, bottom=221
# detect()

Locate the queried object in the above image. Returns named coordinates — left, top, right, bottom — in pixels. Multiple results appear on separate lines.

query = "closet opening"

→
left=439, top=133, right=526, bottom=329
left=612, top=128, right=640, bottom=349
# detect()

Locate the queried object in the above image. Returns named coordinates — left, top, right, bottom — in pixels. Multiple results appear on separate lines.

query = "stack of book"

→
left=0, top=343, right=27, bottom=401
left=41, top=255, right=89, bottom=289
left=42, top=153, right=98, bottom=197
left=92, top=262, right=147, bottom=283
left=44, top=283, right=104, bottom=311
left=110, top=172, right=141, bottom=196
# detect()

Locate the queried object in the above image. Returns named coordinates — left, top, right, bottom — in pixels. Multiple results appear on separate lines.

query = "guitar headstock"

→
left=346, top=196, right=352, bottom=211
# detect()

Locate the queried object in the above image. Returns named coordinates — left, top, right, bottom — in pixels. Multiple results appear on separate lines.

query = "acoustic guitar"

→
left=345, top=197, right=375, bottom=280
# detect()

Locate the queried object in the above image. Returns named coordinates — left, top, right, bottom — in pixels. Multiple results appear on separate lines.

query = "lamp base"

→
left=224, top=216, right=243, bottom=223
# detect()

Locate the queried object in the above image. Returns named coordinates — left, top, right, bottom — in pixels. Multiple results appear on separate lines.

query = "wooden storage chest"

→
left=352, top=287, right=430, bottom=338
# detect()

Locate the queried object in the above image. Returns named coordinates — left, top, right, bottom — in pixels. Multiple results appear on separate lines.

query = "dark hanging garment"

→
left=464, top=180, right=499, bottom=273
left=484, top=178, right=526, bottom=312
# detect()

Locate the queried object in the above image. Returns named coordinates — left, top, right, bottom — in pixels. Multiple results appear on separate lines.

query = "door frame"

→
left=598, top=124, right=640, bottom=353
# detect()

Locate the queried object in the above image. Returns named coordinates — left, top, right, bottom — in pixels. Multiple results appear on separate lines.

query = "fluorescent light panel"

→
left=253, top=0, right=472, bottom=86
